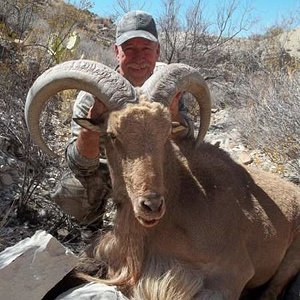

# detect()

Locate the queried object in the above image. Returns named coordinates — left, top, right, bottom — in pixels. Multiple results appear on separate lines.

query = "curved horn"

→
left=25, top=59, right=136, bottom=156
left=141, top=63, right=211, bottom=146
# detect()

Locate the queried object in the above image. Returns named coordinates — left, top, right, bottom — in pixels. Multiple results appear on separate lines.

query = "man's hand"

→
left=169, top=92, right=189, bottom=139
left=169, top=92, right=184, bottom=123
left=76, top=98, right=108, bottom=159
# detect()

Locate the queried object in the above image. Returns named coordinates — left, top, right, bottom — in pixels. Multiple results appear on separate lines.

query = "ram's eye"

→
left=107, top=132, right=116, bottom=141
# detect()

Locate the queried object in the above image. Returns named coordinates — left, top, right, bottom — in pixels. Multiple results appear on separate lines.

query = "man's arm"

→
left=65, top=92, right=106, bottom=176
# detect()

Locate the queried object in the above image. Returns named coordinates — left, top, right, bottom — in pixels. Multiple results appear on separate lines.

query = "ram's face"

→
left=104, top=101, right=171, bottom=227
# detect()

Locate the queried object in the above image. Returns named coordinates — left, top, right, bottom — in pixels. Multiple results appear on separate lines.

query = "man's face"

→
left=114, top=37, right=160, bottom=87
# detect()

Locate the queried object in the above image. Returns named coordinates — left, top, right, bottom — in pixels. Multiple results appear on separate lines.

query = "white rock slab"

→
left=56, top=282, right=129, bottom=300
left=0, top=230, right=79, bottom=300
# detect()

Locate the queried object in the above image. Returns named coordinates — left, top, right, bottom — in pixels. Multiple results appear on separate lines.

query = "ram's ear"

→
left=73, top=117, right=106, bottom=134
left=171, top=121, right=188, bottom=135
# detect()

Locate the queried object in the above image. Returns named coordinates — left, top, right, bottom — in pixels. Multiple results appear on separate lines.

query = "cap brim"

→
left=116, top=30, right=158, bottom=46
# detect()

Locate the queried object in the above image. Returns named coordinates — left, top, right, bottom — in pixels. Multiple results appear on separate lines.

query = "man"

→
left=51, top=10, right=192, bottom=225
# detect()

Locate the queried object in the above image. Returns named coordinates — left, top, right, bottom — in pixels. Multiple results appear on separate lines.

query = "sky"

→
left=89, top=0, right=300, bottom=36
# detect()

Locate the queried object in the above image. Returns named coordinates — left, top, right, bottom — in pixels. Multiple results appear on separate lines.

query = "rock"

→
left=280, top=27, right=300, bottom=60
left=0, top=230, right=78, bottom=300
left=56, top=282, right=129, bottom=300
left=57, top=228, right=69, bottom=238
left=239, top=151, right=254, bottom=165
left=0, top=164, right=10, bottom=172
left=38, top=208, right=47, bottom=218
left=0, top=156, right=6, bottom=165
left=41, top=190, right=50, bottom=197
left=0, top=173, right=14, bottom=186
left=49, top=177, right=57, bottom=184
left=7, top=157, right=17, bottom=166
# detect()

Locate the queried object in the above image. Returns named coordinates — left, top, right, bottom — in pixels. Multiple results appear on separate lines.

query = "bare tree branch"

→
left=157, top=0, right=255, bottom=67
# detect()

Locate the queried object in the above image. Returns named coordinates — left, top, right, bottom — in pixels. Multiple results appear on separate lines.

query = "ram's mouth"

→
left=137, top=216, right=160, bottom=227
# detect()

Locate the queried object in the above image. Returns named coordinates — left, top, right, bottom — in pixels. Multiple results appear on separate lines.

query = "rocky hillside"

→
left=0, top=0, right=299, bottom=253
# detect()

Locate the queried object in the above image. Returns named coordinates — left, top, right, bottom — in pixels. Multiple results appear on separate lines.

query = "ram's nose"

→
left=139, top=192, right=164, bottom=213
left=135, top=192, right=166, bottom=227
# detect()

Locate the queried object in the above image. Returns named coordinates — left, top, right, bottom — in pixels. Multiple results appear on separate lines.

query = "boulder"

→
left=0, top=230, right=78, bottom=300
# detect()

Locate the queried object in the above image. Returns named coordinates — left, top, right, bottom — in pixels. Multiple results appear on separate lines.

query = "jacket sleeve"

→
left=65, top=91, right=100, bottom=176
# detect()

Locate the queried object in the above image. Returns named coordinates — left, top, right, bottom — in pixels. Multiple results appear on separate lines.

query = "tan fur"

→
left=133, top=256, right=204, bottom=300
left=90, top=100, right=300, bottom=300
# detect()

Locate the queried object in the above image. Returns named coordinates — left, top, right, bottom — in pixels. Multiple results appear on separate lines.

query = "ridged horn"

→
left=141, top=63, right=211, bottom=146
left=25, top=59, right=137, bottom=156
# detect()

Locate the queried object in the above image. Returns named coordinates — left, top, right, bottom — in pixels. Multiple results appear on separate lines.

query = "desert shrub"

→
left=0, top=48, right=59, bottom=200
left=201, top=27, right=300, bottom=181
left=232, top=71, right=300, bottom=179
left=0, top=0, right=43, bottom=42
left=78, top=36, right=116, bottom=67
left=0, top=0, right=113, bottom=218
